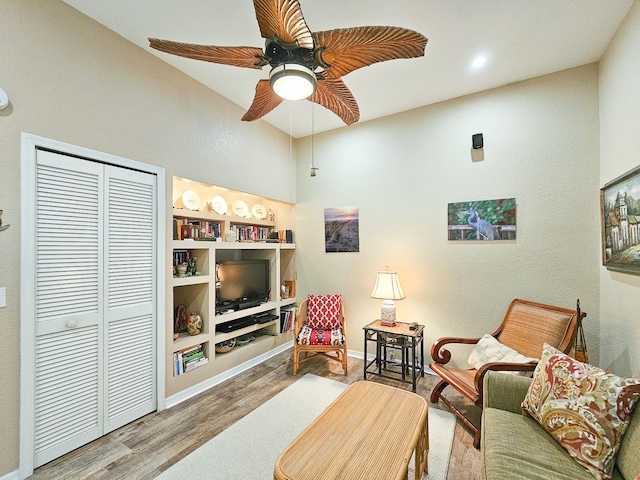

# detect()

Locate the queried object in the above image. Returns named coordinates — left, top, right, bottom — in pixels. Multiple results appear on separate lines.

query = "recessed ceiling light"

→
left=472, top=56, right=486, bottom=69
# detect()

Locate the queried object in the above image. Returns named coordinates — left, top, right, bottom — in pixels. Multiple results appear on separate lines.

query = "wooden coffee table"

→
left=274, top=381, right=428, bottom=480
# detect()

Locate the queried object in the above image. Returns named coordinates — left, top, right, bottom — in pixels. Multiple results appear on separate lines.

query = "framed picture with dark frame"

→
left=600, top=164, right=640, bottom=275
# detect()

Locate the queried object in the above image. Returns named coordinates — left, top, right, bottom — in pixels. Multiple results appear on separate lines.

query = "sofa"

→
left=480, top=370, right=640, bottom=480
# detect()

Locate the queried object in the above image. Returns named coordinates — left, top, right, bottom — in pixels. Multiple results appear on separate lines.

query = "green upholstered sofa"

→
left=480, top=371, right=640, bottom=480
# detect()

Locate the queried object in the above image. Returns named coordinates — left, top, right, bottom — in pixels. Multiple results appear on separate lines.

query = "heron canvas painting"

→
left=448, top=198, right=516, bottom=241
left=601, top=164, right=640, bottom=275
left=325, top=206, right=359, bottom=253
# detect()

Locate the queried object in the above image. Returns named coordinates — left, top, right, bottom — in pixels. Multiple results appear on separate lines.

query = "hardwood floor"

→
left=30, top=350, right=481, bottom=480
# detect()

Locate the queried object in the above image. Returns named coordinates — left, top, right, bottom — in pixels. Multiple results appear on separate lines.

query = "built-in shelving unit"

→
left=168, top=177, right=296, bottom=397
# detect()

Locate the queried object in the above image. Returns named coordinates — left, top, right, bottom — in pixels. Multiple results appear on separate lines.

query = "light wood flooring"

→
left=30, top=350, right=481, bottom=480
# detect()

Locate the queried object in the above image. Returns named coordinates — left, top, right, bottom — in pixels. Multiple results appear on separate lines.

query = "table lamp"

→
left=370, top=270, right=405, bottom=326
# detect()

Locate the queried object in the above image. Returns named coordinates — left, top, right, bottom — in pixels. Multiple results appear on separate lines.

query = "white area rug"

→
left=156, top=374, right=456, bottom=480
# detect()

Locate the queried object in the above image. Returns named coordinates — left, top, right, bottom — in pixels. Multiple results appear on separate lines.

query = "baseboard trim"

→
left=165, top=341, right=294, bottom=409
left=164, top=345, right=402, bottom=409
left=0, top=469, right=19, bottom=480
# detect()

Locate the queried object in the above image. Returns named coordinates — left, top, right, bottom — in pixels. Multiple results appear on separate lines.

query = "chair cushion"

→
left=296, top=326, right=345, bottom=346
left=307, top=294, right=342, bottom=329
left=468, top=334, right=539, bottom=373
left=521, top=343, right=640, bottom=480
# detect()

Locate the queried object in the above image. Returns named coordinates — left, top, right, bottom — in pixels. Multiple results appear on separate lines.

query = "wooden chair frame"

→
left=293, top=299, right=348, bottom=375
left=429, top=298, right=585, bottom=448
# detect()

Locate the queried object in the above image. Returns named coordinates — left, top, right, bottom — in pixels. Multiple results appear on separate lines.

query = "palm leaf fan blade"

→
left=148, top=39, right=266, bottom=69
left=242, top=79, right=285, bottom=121
left=311, top=77, right=360, bottom=126
left=313, top=26, right=427, bottom=78
left=253, top=0, right=314, bottom=49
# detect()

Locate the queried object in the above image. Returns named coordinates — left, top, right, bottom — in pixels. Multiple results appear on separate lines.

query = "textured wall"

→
left=0, top=1, right=292, bottom=476
left=599, top=0, right=640, bottom=378
left=294, top=65, right=601, bottom=371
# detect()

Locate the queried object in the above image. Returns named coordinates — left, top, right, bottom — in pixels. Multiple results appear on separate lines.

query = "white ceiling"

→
left=63, top=0, right=632, bottom=138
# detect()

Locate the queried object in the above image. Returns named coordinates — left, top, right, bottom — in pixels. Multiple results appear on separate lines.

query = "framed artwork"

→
left=324, top=206, right=359, bottom=253
left=600, top=164, right=640, bottom=275
left=447, top=198, right=516, bottom=241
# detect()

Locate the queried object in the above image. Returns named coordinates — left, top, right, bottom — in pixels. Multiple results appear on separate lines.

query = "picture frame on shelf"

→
left=600, top=163, right=640, bottom=275
left=284, top=280, right=296, bottom=298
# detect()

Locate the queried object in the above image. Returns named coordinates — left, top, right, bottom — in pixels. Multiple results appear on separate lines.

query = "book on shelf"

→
left=173, top=343, right=208, bottom=376
left=183, top=351, right=204, bottom=365
left=185, top=356, right=209, bottom=372
left=173, top=217, right=221, bottom=241
left=233, top=225, right=273, bottom=242
left=280, top=307, right=296, bottom=333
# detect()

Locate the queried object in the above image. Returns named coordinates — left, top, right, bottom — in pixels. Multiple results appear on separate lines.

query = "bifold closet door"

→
left=103, top=165, right=156, bottom=433
left=32, top=150, right=156, bottom=467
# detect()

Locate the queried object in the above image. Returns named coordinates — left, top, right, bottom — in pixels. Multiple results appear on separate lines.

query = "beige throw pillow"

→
left=521, top=343, right=640, bottom=480
left=467, top=334, right=538, bottom=374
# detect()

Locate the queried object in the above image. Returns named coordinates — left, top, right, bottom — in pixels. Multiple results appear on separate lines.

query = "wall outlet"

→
left=0, top=287, right=5, bottom=308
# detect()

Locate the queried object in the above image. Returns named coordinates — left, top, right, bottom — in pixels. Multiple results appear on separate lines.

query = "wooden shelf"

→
left=172, top=275, right=211, bottom=287
left=214, top=320, right=278, bottom=344
left=172, top=332, right=211, bottom=351
left=173, top=207, right=275, bottom=228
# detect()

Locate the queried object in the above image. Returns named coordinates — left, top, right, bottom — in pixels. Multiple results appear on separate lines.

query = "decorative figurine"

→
left=176, top=263, right=188, bottom=277
left=186, top=312, right=202, bottom=336
left=174, top=304, right=187, bottom=339
left=188, top=256, right=197, bottom=276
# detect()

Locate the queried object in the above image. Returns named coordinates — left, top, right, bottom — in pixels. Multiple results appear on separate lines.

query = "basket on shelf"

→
left=215, top=338, right=236, bottom=354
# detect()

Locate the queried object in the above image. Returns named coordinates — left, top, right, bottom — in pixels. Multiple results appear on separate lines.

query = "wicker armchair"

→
left=293, top=295, right=348, bottom=375
left=429, top=298, right=585, bottom=448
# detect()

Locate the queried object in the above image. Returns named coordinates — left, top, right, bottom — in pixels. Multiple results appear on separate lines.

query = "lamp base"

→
left=380, top=300, right=397, bottom=326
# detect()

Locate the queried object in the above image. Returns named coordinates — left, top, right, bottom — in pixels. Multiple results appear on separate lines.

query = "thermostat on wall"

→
left=0, top=88, right=9, bottom=110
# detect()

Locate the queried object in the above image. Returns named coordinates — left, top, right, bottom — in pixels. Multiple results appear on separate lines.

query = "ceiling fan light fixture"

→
left=270, top=64, right=317, bottom=100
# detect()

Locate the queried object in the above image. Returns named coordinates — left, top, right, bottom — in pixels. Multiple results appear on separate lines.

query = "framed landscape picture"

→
left=600, top=164, right=640, bottom=275
left=447, top=198, right=516, bottom=241
left=324, top=206, right=359, bottom=253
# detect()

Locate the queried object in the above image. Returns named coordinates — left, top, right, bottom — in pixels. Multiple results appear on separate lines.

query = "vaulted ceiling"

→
left=63, top=0, right=633, bottom=138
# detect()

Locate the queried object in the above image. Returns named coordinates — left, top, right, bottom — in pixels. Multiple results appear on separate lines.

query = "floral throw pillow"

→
left=306, top=294, right=342, bottom=329
left=521, top=343, right=640, bottom=480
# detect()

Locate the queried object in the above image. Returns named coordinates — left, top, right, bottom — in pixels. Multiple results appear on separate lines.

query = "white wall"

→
left=295, top=65, right=601, bottom=368
left=599, top=0, right=640, bottom=378
left=0, top=1, right=292, bottom=476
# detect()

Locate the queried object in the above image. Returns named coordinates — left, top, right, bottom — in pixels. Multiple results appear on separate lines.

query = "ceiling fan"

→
left=149, top=0, right=427, bottom=126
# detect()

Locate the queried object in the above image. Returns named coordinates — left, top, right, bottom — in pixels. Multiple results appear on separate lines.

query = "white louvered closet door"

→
left=33, top=150, right=156, bottom=468
left=104, top=165, right=156, bottom=433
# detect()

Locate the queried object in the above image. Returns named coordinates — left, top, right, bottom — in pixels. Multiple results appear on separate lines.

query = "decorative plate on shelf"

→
left=236, top=335, right=254, bottom=346
left=182, top=190, right=200, bottom=211
left=252, top=204, right=267, bottom=220
left=212, top=195, right=228, bottom=215
left=231, top=200, right=249, bottom=218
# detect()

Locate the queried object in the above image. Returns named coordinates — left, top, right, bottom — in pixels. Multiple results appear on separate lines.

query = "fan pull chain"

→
left=310, top=103, right=318, bottom=177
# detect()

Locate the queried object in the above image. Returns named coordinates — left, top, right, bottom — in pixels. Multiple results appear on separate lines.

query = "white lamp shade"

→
left=270, top=64, right=317, bottom=100
left=370, top=271, right=405, bottom=300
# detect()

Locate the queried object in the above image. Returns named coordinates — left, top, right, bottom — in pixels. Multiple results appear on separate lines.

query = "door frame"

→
left=19, top=133, right=166, bottom=478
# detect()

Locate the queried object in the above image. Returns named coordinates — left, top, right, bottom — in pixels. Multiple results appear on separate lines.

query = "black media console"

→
left=215, top=312, right=279, bottom=333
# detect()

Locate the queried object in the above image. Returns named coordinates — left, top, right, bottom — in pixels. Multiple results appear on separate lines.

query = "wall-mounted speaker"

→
left=472, top=133, right=483, bottom=149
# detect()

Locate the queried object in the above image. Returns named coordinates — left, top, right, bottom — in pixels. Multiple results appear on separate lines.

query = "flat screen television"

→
left=216, top=259, right=270, bottom=310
